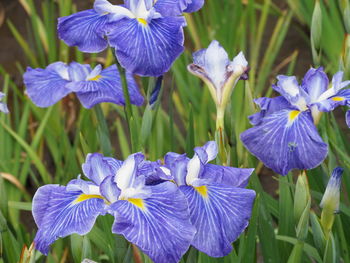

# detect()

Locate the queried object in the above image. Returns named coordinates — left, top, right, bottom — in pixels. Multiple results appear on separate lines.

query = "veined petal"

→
left=164, top=152, right=189, bottom=186
left=111, top=182, right=195, bottom=263
left=100, top=175, right=121, bottom=203
left=249, top=96, right=291, bottom=125
left=154, top=0, right=188, bottom=16
left=313, top=88, right=350, bottom=112
left=58, top=9, right=110, bottom=53
left=23, top=63, right=71, bottom=108
left=180, top=184, right=255, bottom=257
left=200, top=164, right=254, bottom=188
left=183, top=0, right=204, bottom=13
left=332, top=71, right=350, bottom=93
left=32, top=185, right=105, bottom=255
left=240, top=109, right=328, bottom=175
left=76, top=65, right=144, bottom=108
left=68, top=62, right=91, bottom=82
left=108, top=16, right=185, bottom=76
left=302, top=67, right=328, bottom=103
left=82, top=153, right=123, bottom=185
left=94, top=0, right=135, bottom=18
left=274, top=75, right=309, bottom=111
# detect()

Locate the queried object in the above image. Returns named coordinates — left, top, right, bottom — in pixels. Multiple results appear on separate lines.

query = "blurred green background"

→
left=0, top=0, right=350, bottom=262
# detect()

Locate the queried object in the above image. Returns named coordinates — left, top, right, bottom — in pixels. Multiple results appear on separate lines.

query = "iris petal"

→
left=82, top=153, right=122, bottom=185
left=58, top=9, right=110, bottom=53
left=76, top=65, right=144, bottom=108
left=23, top=63, right=71, bottom=107
left=183, top=0, right=204, bottom=13
left=301, top=67, right=328, bottom=103
left=180, top=184, right=255, bottom=257
left=32, top=185, right=105, bottom=255
left=154, top=0, right=188, bottom=16
left=111, top=182, right=195, bottom=263
left=241, top=109, right=328, bottom=175
left=108, top=16, right=185, bottom=76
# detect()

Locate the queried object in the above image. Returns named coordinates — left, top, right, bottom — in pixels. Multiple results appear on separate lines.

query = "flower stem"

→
left=216, top=107, right=227, bottom=165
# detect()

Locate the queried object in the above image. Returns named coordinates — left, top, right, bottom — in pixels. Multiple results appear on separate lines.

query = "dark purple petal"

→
left=180, top=184, right=255, bottom=257
left=76, top=65, right=144, bottom=108
left=241, top=109, right=328, bottom=175
left=32, top=185, right=105, bottom=255
left=108, top=16, right=185, bottom=76
left=58, top=9, right=110, bottom=53
left=110, top=182, right=195, bottom=263
left=23, top=63, right=71, bottom=108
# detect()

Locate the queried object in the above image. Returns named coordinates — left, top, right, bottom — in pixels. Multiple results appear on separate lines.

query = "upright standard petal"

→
left=273, top=75, right=308, bottom=111
left=180, top=184, right=255, bottom=257
left=82, top=153, right=122, bottom=185
left=76, top=65, right=144, bottom=108
left=58, top=9, right=110, bottom=53
left=301, top=67, right=328, bottom=103
left=240, top=109, right=328, bottom=175
left=32, top=185, right=105, bottom=255
left=23, top=62, right=71, bottom=107
left=111, top=182, right=196, bottom=263
left=108, top=16, right=186, bottom=76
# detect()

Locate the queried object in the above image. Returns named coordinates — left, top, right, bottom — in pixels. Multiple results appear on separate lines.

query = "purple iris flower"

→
left=23, top=61, right=144, bottom=108
left=0, top=92, right=9, bottom=114
left=58, top=0, right=204, bottom=77
left=164, top=141, right=256, bottom=257
left=241, top=67, right=350, bottom=175
left=32, top=153, right=195, bottom=263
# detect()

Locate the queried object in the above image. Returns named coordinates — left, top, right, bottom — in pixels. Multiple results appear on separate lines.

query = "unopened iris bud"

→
left=0, top=92, right=9, bottom=114
left=320, top=167, right=344, bottom=239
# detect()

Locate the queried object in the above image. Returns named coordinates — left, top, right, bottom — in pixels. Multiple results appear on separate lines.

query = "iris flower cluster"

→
left=58, top=0, right=204, bottom=76
left=241, top=68, right=350, bottom=175
left=23, top=62, right=144, bottom=108
left=33, top=141, right=256, bottom=262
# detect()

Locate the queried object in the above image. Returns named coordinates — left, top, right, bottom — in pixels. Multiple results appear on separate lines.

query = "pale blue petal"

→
left=58, top=9, right=110, bottom=53
left=180, top=184, right=255, bottom=257
left=301, top=67, right=328, bottom=103
left=32, top=185, right=105, bottom=255
left=241, top=109, right=328, bottom=175
left=76, top=65, right=144, bottom=108
left=111, top=182, right=195, bottom=263
left=108, top=16, right=185, bottom=76
left=23, top=63, right=71, bottom=108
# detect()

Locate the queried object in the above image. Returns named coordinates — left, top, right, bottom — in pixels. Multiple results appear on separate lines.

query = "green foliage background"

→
left=0, top=0, right=350, bottom=262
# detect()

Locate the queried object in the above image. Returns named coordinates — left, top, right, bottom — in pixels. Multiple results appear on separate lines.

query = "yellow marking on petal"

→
left=288, top=110, right=300, bottom=122
left=74, top=194, right=104, bottom=203
left=194, top=185, right=208, bottom=198
left=128, top=198, right=145, bottom=209
left=137, top=18, right=148, bottom=25
left=88, top=75, right=102, bottom=81
left=331, top=96, right=344, bottom=101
